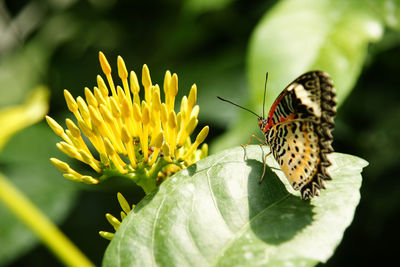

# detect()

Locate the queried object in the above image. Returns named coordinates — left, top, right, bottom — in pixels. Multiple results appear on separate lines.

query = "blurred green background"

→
left=0, top=0, right=399, bottom=266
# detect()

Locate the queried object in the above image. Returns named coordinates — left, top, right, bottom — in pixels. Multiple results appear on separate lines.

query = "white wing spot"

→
left=294, top=84, right=321, bottom=117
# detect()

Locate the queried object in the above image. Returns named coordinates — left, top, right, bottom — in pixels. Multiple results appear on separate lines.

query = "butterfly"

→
left=218, top=71, right=337, bottom=199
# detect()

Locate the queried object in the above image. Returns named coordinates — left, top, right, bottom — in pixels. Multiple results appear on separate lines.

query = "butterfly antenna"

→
left=263, top=72, right=269, bottom=119
left=217, top=96, right=261, bottom=119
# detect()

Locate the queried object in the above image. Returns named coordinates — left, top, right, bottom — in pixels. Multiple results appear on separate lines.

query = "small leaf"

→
left=0, top=86, right=49, bottom=151
left=103, top=145, right=367, bottom=266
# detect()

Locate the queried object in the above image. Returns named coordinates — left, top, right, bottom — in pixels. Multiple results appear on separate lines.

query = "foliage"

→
left=212, top=0, right=399, bottom=152
left=103, top=146, right=367, bottom=266
left=0, top=0, right=399, bottom=266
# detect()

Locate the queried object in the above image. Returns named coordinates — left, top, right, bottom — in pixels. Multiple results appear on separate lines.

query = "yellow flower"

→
left=99, top=192, right=133, bottom=240
left=47, top=52, right=209, bottom=193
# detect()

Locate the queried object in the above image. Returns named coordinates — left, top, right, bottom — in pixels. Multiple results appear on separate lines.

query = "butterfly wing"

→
left=266, top=120, right=327, bottom=199
left=263, top=71, right=336, bottom=199
left=265, top=71, right=336, bottom=126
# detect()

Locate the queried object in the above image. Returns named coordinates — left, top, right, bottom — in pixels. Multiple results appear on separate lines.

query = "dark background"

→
left=0, top=0, right=399, bottom=266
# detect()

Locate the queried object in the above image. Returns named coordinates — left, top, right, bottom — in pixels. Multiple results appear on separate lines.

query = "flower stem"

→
left=0, top=173, right=94, bottom=267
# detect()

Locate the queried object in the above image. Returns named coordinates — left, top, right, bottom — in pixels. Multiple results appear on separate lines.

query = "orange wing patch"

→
left=281, top=122, right=320, bottom=190
left=268, top=121, right=321, bottom=194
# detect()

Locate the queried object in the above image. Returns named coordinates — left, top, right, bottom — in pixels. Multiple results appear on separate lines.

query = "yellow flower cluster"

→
left=47, top=52, right=209, bottom=193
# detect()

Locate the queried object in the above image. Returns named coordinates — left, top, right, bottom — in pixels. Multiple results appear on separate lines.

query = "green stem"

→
left=0, top=173, right=94, bottom=267
left=131, top=159, right=174, bottom=194
left=133, top=170, right=156, bottom=195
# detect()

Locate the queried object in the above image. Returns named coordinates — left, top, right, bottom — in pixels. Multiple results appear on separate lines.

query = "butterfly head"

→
left=258, top=118, right=268, bottom=132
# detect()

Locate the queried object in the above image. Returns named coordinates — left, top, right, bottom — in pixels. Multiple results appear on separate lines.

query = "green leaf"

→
left=248, top=0, right=384, bottom=109
left=212, top=0, right=392, bottom=153
left=103, top=145, right=367, bottom=266
left=0, top=123, right=78, bottom=266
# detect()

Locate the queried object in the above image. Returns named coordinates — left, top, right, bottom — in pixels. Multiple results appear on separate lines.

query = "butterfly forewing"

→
left=263, top=71, right=336, bottom=199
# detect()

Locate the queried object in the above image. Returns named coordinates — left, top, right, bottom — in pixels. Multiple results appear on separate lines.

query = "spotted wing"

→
left=264, top=71, right=336, bottom=199
left=267, top=120, right=332, bottom=199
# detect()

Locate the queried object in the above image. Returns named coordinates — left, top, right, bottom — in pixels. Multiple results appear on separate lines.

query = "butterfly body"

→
left=259, top=71, right=336, bottom=199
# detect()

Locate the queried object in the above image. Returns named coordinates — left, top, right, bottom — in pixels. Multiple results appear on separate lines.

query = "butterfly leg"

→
left=241, top=134, right=266, bottom=148
left=259, top=151, right=272, bottom=184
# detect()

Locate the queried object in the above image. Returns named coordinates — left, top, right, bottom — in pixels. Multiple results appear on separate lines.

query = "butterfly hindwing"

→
left=267, top=120, right=326, bottom=198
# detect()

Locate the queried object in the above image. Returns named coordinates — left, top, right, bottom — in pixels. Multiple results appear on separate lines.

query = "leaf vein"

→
left=206, top=154, right=233, bottom=230
left=210, top=194, right=290, bottom=266
left=151, top=194, right=167, bottom=266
